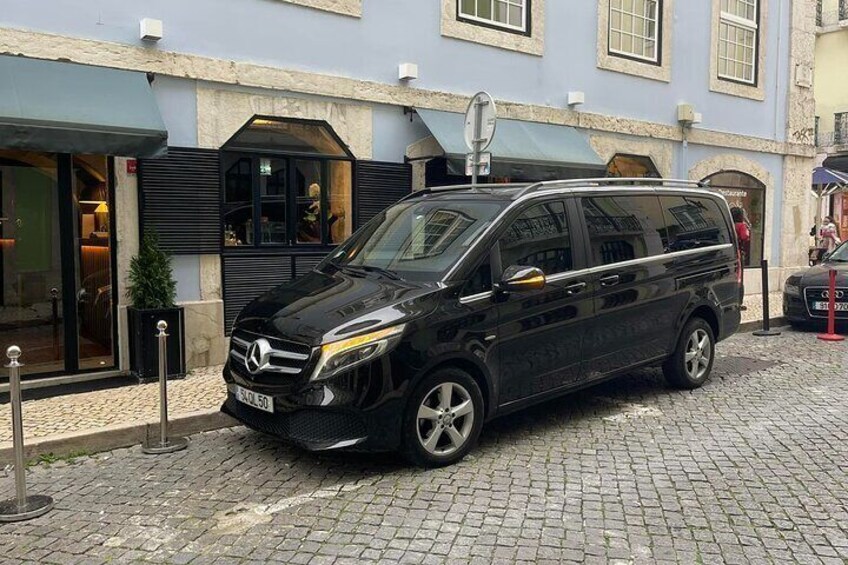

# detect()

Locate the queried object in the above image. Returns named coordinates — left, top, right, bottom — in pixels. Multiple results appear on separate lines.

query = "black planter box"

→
left=128, top=306, right=186, bottom=382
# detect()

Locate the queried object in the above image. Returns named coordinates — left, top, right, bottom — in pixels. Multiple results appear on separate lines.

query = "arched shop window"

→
left=606, top=154, right=660, bottom=178
left=221, top=117, right=354, bottom=248
left=702, top=171, right=765, bottom=268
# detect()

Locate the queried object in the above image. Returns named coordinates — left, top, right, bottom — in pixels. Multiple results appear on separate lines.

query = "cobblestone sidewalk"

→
left=0, top=291, right=798, bottom=446
left=0, top=366, right=226, bottom=443
left=0, top=329, right=845, bottom=564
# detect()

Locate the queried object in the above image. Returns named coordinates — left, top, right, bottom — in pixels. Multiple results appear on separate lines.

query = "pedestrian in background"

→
left=820, top=215, right=842, bottom=254
left=731, top=207, right=751, bottom=266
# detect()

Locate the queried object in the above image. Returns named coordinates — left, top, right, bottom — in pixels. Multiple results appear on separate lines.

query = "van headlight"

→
left=310, top=325, right=406, bottom=381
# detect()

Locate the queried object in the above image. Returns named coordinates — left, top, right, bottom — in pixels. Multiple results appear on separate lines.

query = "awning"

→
left=0, top=55, right=167, bottom=158
left=414, top=108, right=605, bottom=179
left=812, top=166, right=848, bottom=186
left=812, top=166, right=848, bottom=199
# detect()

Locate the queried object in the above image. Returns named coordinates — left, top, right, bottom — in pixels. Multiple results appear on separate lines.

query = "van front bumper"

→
left=221, top=392, right=371, bottom=451
left=220, top=361, right=404, bottom=452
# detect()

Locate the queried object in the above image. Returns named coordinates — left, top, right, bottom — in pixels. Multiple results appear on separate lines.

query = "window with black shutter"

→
left=138, top=147, right=221, bottom=254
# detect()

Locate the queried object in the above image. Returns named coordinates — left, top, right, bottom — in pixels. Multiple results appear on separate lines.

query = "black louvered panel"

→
left=355, top=161, right=412, bottom=227
left=223, top=254, right=293, bottom=329
left=139, top=147, right=221, bottom=254
left=294, top=254, right=326, bottom=278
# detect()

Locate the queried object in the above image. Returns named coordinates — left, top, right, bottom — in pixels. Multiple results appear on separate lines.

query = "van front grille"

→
left=229, top=329, right=314, bottom=380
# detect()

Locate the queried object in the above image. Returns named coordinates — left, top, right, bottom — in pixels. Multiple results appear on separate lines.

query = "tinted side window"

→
left=462, top=257, right=493, bottom=296
left=659, top=196, right=731, bottom=251
left=581, top=195, right=666, bottom=265
left=499, top=201, right=572, bottom=275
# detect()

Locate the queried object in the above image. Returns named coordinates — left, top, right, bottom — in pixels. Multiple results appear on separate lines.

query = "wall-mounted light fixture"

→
left=140, top=18, right=163, bottom=42
left=398, top=63, right=419, bottom=82
left=567, top=91, right=585, bottom=107
left=677, top=103, right=702, bottom=126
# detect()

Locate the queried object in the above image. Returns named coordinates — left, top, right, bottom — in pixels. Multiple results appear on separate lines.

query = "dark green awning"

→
left=415, top=108, right=605, bottom=180
left=0, top=55, right=167, bottom=158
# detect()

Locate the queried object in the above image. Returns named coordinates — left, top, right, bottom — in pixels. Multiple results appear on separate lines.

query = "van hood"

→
left=233, top=269, right=443, bottom=346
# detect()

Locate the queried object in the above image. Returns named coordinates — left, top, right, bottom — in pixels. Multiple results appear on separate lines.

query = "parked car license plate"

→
left=812, top=301, right=848, bottom=311
left=234, top=384, right=274, bottom=413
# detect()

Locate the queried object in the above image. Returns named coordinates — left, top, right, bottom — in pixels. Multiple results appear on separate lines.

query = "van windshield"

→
left=827, top=242, right=848, bottom=262
left=321, top=199, right=506, bottom=282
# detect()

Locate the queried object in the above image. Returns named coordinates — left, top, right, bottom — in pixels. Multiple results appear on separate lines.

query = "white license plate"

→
left=812, top=301, right=848, bottom=311
left=234, top=385, right=274, bottom=413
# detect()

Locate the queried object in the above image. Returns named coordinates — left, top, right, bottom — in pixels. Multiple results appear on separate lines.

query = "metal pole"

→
left=817, top=269, right=845, bottom=342
left=142, top=320, right=188, bottom=454
left=0, top=346, right=53, bottom=522
left=10, top=347, right=26, bottom=509
left=158, top=320, right=169, bottom=447
left=753, top=259, right=781, bottom=337
left=471, top=100, right=483, bottom=188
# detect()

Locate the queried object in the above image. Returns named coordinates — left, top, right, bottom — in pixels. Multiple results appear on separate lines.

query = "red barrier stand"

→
left=817, top=269, right=844, bottom=342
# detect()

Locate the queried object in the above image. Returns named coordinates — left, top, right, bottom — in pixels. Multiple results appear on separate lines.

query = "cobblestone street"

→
left=0, top=328, right=845, bottom=564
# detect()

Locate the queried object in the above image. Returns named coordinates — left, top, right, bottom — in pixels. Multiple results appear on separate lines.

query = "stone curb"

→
left=0, top=409, right=237, bottom=465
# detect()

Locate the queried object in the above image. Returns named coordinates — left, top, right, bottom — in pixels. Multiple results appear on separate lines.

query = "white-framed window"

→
left=609, top=0, right=661, bottom=64
left=718, top=0, right=758, bottom=84
left=458, top=0, right=529, bottom=33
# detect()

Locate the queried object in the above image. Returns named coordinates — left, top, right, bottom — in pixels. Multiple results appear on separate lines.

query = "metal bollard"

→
left=142, top=321, right=188, bottom=454
left=753, top=258, right=781, bottom=337
left=817, top=269, right=845, bottom=342
left=0, top=346, right=53, bottom=522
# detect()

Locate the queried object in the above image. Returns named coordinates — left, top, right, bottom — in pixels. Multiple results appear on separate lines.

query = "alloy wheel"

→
left=416, top=382, right=475, bottom=456
left=684, top=328, right=711, bottom=381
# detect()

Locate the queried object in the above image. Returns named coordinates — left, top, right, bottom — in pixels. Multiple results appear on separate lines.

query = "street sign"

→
left=464, top=92, right=497, bottom=152
left=464, top=92, right=497, bottom=186
left=465, top=152, right=492, bottom=176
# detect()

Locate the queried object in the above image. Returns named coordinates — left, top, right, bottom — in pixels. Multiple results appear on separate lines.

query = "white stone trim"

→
left=709, top=0, right=767, bottom=101
left=196, top=87, right=373, bottom=158
left=588, top=133, right=674, bottom=178
left=597, top=0, right=673, bottom=83
left=277, top=0, right=361, bottom=17
left=441, top=0, right=545, bottom=56
left=688, top=153, right=775, bottom=267
left=0, top=26, right=814, bottom=159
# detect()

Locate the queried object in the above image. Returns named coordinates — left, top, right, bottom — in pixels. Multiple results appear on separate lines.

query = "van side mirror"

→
left=497, top=265, right=546, bottom=293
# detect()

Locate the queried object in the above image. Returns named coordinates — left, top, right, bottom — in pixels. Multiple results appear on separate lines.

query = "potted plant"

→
left=127, top=232, right=185, bottom=381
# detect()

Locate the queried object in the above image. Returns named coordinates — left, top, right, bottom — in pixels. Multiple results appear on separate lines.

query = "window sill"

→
left=709, top=76, right=766, bottom=101
left=441, top=0, right=545, bottom=56
left=276, top=0, right=361, bottom=17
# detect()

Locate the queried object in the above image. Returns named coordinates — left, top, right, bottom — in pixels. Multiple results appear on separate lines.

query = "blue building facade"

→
left=0, top=0, right=816, bottom=380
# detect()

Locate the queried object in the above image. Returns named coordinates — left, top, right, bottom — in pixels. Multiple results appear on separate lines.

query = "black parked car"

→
left=222, top=179, right=742, bottom=467
left=784, top=242, right=848, bottom=327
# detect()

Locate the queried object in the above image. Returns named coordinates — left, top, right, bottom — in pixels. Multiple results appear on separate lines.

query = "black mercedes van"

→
left=222, top=179, right=742, bottom=467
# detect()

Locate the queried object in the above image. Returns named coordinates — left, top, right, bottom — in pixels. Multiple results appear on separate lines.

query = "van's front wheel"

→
left=402, top=368, right=484, bottom=468
left=664, top=318, right=715, bottom=389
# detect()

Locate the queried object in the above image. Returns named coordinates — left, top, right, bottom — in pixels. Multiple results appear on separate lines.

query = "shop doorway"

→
left=0, top=151, right=116, bottom=378
left=702, top=171, right=766, bottom=268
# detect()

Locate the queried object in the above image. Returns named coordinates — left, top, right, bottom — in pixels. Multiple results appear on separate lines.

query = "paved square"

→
left=0, top=329, right=845, bottom=564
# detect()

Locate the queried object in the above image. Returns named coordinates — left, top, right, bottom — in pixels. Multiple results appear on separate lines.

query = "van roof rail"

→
left=516, top=177, right=708, bottom=197
left=402, top=178, right=709, bottom=202
left=399, top=183, right=529, bottom=201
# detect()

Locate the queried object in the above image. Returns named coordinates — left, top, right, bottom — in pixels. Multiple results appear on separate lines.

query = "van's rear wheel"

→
left=664, top=318, right=715, bottom=389
left=402, top=368, right=483, bottom=468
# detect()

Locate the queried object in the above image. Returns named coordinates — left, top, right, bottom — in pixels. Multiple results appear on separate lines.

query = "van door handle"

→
left=563, top=281, right=587, bottom=295
left=599, top=274, right=620, bottom=287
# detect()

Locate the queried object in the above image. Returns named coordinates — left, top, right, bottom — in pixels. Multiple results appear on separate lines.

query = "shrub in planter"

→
left=127, top=232, right=185, bottom=381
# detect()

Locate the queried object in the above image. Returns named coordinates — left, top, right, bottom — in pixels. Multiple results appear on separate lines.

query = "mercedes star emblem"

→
left=245, top=338, right=271, bottom=375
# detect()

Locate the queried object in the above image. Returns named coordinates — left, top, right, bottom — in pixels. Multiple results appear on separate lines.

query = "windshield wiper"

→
left=343, top=264, right=401, bottom=280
